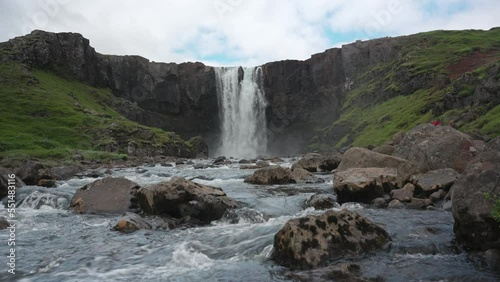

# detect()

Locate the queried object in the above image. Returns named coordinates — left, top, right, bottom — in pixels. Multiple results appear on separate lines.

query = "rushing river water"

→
left=1, top=159, right=499, bottom=282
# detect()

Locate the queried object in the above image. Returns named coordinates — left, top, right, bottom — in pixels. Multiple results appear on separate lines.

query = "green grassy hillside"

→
left=0, top=62, right=195, bottom=166
left=310, top=28, right=500, bottom=150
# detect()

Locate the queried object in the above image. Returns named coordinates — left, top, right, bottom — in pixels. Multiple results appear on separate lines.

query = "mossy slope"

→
left=310, top=28, right=500, bottom=151
left=0, top=62, right=198, bottom=165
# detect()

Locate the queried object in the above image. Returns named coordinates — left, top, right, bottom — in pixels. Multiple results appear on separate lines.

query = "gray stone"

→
left=272, top=210, right=391, bottom=269
left=137, top=177, right=237, bottom=224
left=390, top=183, right=415, bottom=203
left=334, top=167, right=398, bottom=204
left=70, top=177, right=140, bottom=214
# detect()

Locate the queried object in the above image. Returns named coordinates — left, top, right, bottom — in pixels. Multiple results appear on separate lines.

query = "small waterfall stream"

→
left=215, top=67, right=267, bottom=158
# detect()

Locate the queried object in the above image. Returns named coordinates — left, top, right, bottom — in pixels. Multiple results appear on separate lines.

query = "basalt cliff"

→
left=1, top=28, right=499, bottom=158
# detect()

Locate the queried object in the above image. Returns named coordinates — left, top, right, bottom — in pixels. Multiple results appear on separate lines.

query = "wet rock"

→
left=238, top=159, right=251, bottom=164
left=114, top=213, right=152, bottom=233
left=318, top=154, right=342, bottom=172
left=305, top=194, right=338, bottom=210
left=407, top=198, right=433, bottom=210
left=452, top=149, right=500, bottom=250
left=244, top=166, right=295, bottom=185
left=388, top=199, right=405, bottom=209
left=413, top=168, right=460, bottom=197
left=291, top=167, right=325, bottom=184
left=0, top=169, right=25, bottom=199
left=240, top=160, right=270, bottom=170
left=371, top=197, right=388, bottom=209
left=213, top=156, right=227, bottom=165
left=272, top=209, right=391, bottom=269
left=430, top=190, right=447, bottom=203
left=390, top=183, right=415, bottom=203
left=38, top=179, right=57, bottom=188
left=16, top=160, right=54, bottom=186
left=70, top=177, right=141, bottom=214
left=337, top=147, right=419, bottom=186
left=50, top=166, right=81, bottom=180
left=372, top=144, right=395, bottom=155
left=0, top=217, right=9, bottom=229
left=160, top=163, right=173, bottom=167
left=334, top=168, right=399, bottom=204
left=292, top=153, right=325, bottom=172
left=393, top=124, right=476, bottom=173
left=287, top=263, right=380, bottom=282
left=136, top=177, right=238, bottom=224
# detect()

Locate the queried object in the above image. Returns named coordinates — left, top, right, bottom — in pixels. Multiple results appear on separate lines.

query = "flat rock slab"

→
left=70, top=177, right=140, bottom=214
left=337, top=147, right=419, bottom=186
left=414, top=168, right=460, bottom=196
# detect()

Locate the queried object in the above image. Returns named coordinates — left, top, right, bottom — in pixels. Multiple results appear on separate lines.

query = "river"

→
left=1, top=158, right=499, bottom=281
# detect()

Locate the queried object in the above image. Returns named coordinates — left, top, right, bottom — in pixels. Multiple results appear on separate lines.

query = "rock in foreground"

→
left=70, top=177, right=140, bottom=214
left=137, top=177, right=237, bottom=224
left=452, top=150, right=500, bottom=250
left=272, top=209, right=391, bottom=269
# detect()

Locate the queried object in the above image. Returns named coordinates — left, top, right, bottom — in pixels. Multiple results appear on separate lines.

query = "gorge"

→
left=1, top=28, right=498, bottom=159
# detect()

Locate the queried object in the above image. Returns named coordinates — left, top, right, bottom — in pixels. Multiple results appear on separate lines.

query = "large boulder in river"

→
left=70, top=177, right=141, bottom=214
left=292, top=153, right=325, bottom=172
left=334, top=168, right=399, bottom=204
left=136, top=177, right=237, bottom=224
left=272, top=209, right=391, bottom=269
left=244, top=166, right=295, bottom=185
left=393, top=124, right=477, bottom=173
left=318, top=154, right=342, bottom=172
left=291, top=167, right=325, bottom=184
left=452, top=149, right=500, bottom=250
left=337, top=147, right=419, bottom=186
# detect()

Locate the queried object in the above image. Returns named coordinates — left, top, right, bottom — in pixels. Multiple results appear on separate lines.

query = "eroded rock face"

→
left=272, top=209, right=391, bottom=269
left=334, top=168, right=399, bottom=204
left=452, top=150, right=500, bottom=250
left=70, top=177, right=141, bottom=214
left=337, top=147, right=419, bottom=186
left=137, top=177, right=237, bottom=224
left=393, top=124, right=477, bottom=173
left=244, top=166, right=295, bottom=185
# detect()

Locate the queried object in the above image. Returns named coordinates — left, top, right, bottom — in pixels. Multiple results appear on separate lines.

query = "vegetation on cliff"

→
left=0, top=61, right=201, bottom=166
left=310, top=28, right=500, bottom=151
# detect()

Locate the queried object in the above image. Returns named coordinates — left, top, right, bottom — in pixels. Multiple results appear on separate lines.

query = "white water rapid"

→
left=215, top=67, right=267, bottom=158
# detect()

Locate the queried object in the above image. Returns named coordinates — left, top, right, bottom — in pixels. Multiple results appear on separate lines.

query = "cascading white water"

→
left=215, top=67, right=267, bottom=158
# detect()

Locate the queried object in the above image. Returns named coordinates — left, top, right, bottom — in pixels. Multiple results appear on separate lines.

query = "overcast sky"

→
left=1, top=0, right=499, bottom=66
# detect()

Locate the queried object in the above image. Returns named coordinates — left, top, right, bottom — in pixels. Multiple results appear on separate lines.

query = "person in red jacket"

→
left=431, top=120, right=442, bottom=126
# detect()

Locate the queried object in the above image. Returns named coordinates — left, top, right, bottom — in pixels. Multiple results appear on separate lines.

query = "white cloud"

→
left=0, top=0, right=498, bottom=66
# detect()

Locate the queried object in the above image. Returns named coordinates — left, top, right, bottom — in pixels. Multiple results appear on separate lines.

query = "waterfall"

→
left=215, top=67, right=267, bottom=158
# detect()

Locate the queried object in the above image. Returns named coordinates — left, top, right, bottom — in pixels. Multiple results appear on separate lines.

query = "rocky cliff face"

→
left=262, top=38, right=404, bottom=155
left=2, top=29, right=498, bottom=156
left=0, top=30, right=219, bottom=144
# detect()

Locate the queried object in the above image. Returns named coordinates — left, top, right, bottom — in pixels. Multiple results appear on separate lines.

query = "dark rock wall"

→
left=1, top=31, right=406, bottom=156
